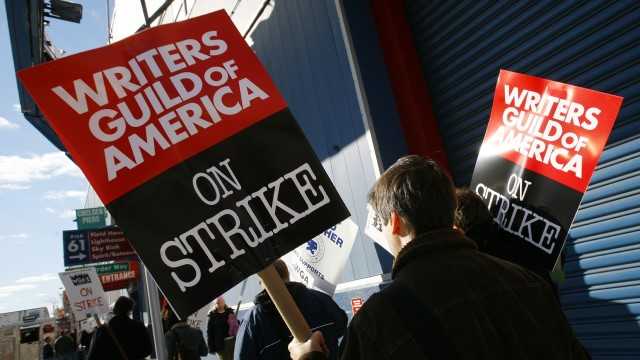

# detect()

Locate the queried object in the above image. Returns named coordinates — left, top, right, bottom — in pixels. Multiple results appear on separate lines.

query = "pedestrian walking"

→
left=165, top=311, right=208, bottom=360
left=236, top=259, right=347, bottom=360
left=87, top=296, right=152, bottom=360
left=207, top=296, right=238, bottom=360
left=42, top=337, right=55, bottom=359
left=54, top=331, right=75, bottom=360
left=288, top=155, right=589, bottom=360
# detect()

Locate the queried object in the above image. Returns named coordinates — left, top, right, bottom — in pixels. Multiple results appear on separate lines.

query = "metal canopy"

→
left=5, top=0, right=66, bottom=151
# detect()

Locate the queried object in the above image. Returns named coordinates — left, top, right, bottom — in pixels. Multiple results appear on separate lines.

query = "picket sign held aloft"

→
left=59, top=268, right=109, bottom=319
left=283, top=218, right=359, bottom=295
left=364, top=205, right=392, bottom=255
left=19, top=9, right=349, bottom=338
left=470, top=70, right=623, bottom=270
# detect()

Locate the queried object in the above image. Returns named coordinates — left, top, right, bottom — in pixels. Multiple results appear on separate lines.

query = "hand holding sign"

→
left=19, top=10, right=349, bottom=329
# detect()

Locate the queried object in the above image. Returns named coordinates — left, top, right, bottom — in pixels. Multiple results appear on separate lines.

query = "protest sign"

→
left=283, top=218, right=358, bottom=295
left=470, top=70, right=623, bottom=270
left=59, top=268, right=109, bottom=319
left=19, top=10, right=349, bottom=319
left=364, top=205, right=393, bottom=255
left=63, top=227, right=136, bottom=267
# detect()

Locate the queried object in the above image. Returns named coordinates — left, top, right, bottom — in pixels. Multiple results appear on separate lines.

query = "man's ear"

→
left=390, top=211, right=402, bottom=236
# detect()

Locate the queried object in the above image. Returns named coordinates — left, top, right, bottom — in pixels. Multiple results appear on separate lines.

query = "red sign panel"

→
left=481, top=70, right=623, bottom=193
left=351, top=297, right=364, bottom=315
left=18, top=11, right=286, bottom=205
left=98, top=261, right=140, bottom=291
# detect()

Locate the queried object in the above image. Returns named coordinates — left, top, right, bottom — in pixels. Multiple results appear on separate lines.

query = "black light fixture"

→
left=45, top=0, right=83, bottom=24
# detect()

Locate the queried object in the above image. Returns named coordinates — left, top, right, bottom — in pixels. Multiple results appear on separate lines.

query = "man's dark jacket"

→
left=166, top=322, right=208, bottom=360
left=88, top=314, right=152, bottom=360
left=207, top=307, right=233, bottom=353
left=336, top=229, right=589, bottom=360
left=54, top=334, right=75, bottom=355
left=235, top=282, right=347, bottom=360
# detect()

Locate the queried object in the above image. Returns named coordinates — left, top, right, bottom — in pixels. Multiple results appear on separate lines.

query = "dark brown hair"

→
left=113, top=296, right=134, bottom=316
left=368, top=155, right=456, bottom=235
left=454, top=188, right=492, bottom=233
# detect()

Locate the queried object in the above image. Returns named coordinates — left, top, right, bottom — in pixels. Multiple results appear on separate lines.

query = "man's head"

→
left=212, top=296, right=227, bottom=312
left=368, top=155, right=456, bottom=255
left=113, top=296, right=134, bottom=317
left=454, top=188, right=492, bottom=233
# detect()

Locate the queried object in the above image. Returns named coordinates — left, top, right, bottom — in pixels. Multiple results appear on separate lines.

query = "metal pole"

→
left=144, top=268, right=167, bottom=360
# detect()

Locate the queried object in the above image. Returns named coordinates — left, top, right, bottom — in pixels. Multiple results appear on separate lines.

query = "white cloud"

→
left=0, top=284, right=37, bottom=298
left=44, top=190, right=87, bottom=200
left=0, top=117, right=19, bottom=130
left=0, top=152, right=82, bottom=189
left=0, top=184, right=30, bottom=190
left=0, top=233, right=29, bottom=240
left=44, top=207, right=55, bottom=213
left=58, top=209, right=76, bottom=219
left=15, top=274, right=59, bottom=284
left=12, top=104, right=21, bottom=112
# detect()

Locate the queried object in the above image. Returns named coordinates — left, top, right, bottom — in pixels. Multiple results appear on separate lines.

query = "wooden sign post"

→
left=258, top=265, right=312, bottom=342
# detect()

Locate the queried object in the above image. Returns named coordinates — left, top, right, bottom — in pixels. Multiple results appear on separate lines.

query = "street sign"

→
left=75, top=207, right=107, bottom=230
left=95, top=261, right=140, bottom=291
left=63, top=227, right=137, bottom=267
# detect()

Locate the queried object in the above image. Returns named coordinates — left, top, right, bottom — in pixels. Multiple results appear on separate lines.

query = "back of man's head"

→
left=368, top=155, right=456, bottom=235
left=113, top=296, right=134, bottom=317
left=273, top=259, right=290, bottom=282
left=454, top=188, right=492, bottom=233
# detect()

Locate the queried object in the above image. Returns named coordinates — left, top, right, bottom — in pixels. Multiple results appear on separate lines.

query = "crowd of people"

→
left=44, top=155, right=589, bottom=359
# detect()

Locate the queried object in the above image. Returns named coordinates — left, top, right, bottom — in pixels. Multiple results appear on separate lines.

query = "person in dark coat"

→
left=207, top=296, right=237, bottom=359
left=42, top=337, right=55, bottom=359
left=165, top=311, right=208, bottom=360
left=54, top=331, right=75, bottom=360
left=88, top=296, right=152, bottom=360
left=235, top=259, right=347, bottom=360
left=288, top=155, right=589, bottom=360
left=455, top=188, right=558, bottom=291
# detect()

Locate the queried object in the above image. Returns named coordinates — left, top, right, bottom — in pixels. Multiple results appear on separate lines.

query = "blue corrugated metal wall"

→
left=405, top=0, right=640, bottom=358
left=248, top=0, right=383, bottom=282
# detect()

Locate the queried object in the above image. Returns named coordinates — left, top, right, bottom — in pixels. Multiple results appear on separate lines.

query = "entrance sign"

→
left=283, top=219, right=359, bottom=295
left=20, top=10, right=348, bottom=318
left=76, top=207, right=107, bottom=230
left=59, top=268, right=109, bottom=319
left=63, top=227, right=136, bottom=267
left=470, top=70, right=623, bottom=270
left=95, top=261, right=140, bottom=291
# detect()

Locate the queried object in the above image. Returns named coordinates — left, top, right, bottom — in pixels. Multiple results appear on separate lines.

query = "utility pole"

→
left=143, top=266, right=167, bottom=360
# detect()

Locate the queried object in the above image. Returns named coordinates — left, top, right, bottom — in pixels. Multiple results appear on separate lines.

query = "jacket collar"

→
left=392, top=228, right=477, bottom=279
